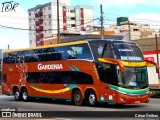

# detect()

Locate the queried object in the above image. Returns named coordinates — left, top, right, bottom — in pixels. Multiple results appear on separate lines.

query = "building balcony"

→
left=36, top=34, right=44, bottom=39
left=36, top=26, right=43, bottom=31
left=81, top=13, right=84, bottom=17
left=36, top=41, right=44, bottom=46
left=63, top=26, right=67, bottom=31
left=35, top=19, right=43, bottom=26
left=63, top=11, right=66, bottom=16
left=35, top=12, right=43, bottom=18
left=81, top=27, right=84, bottom=31
left=81, top=20, right=84, bottom=24
left=63, top=18, right=66, bottom=23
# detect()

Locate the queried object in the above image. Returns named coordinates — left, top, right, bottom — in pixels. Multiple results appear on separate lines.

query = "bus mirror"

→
left=98, top=58, right=124, bottom=73
left=145, top=60, right=159, bottom=73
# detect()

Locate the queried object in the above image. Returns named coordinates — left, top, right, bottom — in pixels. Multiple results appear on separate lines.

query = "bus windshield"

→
left=118, top=67, right=148, bottom=89
left=113, top=42, right=144, bottom=61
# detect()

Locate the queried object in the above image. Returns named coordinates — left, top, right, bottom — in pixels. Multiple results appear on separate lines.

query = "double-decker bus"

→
left=2, top=39, right=159, bottom=106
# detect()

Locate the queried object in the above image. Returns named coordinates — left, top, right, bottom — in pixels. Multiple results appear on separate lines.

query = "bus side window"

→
left=103, top=44, right=113, bottom=58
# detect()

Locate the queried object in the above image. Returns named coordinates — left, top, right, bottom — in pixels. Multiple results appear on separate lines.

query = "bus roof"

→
left=87, top=39, right=135, bottom=43
left=4, top=39, right=135, bottom=53
left=4, top=40, right=87, bottom=53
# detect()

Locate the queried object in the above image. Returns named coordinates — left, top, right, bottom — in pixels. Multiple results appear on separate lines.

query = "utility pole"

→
left=155, top=34, right=160, bottom=88
left=57, top=0, right=60, bottom=44
left=8, top=44, right=9, bottom=50
left=100, top=4, right=104, bottom=40
left=128, top=20, right=131, bottom=41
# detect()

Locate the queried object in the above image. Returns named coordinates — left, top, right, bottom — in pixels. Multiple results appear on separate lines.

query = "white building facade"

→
left=28, top=0, right=94, bottom=47
left=143, top=51, right=160, bottom=89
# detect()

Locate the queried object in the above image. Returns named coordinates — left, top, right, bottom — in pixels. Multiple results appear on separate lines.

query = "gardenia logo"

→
left=38, top=63, right=63, bottom=70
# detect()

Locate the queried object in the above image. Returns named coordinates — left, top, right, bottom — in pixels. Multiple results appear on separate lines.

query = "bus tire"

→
left=88, top=90, right=97, bottom=107
left=13, top=88, right=21, bottom=101
left=73, top=90, right=83, bottom=106
left=22, top=89, right=30, bottom=102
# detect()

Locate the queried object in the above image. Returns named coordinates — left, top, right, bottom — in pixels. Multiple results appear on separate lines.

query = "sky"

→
left=0, top=0, right=160, bottom=49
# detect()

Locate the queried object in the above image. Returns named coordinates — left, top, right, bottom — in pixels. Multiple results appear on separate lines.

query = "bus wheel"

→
left=13, top=88, right=21, bottom=101
left=73, top=90, right=83, bottom=106
left=22, top=89, right=30, bottom=102
left=88, top=91, right=97, bottom=107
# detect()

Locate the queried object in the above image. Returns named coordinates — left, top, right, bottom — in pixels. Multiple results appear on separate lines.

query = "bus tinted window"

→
left=103, top=44, right=113, bottom=58
left=113, top=42, right=143, bottom=61
left=27, top=71, right=93, bottom=84
left=89, top=42, right=106, bottom=61
left=89, top=41, right=113, bottom=61
left=3, top=43, right=92, bottom=64
left=56, top=43, right=93, bottom=60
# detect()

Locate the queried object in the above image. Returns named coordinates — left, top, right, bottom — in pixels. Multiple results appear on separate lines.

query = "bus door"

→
left=100, top=62, right=118, bottom=103
left=98, top=42, right=123, bottom=103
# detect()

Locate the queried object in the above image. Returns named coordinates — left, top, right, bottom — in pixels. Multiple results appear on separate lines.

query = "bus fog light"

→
left=120, top=98, right=126, bottom=101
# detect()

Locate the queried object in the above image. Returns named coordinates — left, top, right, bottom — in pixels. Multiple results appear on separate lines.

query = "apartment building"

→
left=28, top=0, right=94, bottom=47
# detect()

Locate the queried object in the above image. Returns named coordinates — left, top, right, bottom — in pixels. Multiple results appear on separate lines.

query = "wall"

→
left=143, top=52, right=160, bottom=89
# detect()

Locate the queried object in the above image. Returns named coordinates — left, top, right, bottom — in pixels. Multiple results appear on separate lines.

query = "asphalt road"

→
left=0, top=95, right=160, bottom=119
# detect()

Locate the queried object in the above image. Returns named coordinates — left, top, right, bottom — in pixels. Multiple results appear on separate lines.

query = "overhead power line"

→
left=0, top=18, right=99, bottom=31
left=104, top=12, right=160, bottom=23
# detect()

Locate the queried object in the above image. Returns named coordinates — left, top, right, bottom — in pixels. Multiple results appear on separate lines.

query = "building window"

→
left=49, top=14, right=51, bottom=18
left=70, top=10, right=75, bottom=13
left=48, top=6, right=51, bottom=10
left=35, top=8, right=41, bottom=14
left=71, top=24, right=76, bottom=27
left=71, top=17, right=75, bottom=20
left=29, top=12, right=31, bottom=16
left=30, top=40, right=32, bottom=44
left=49, top=21, right=51, bottom=25
left=29, top=26, right=32, bottom=29
left=43, top=7, right=45, bottom=11
left=29, top=19, right=31, bottom=23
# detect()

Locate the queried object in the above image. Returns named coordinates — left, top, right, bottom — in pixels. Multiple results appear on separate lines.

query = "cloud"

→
left=0, top=5, right=28, bottom=29
left=89, top=0, right=160, bottom=6
left=0, top=5, right=29, bottom=49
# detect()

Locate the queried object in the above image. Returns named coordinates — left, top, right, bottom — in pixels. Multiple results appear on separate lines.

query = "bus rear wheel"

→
left=22, top=89, right=30, bottom=102
left=73, top=90, right=83, bottom=106
left=13, top=88, right=21, bottom=101
left=88, top=91, right=97, bottom=107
